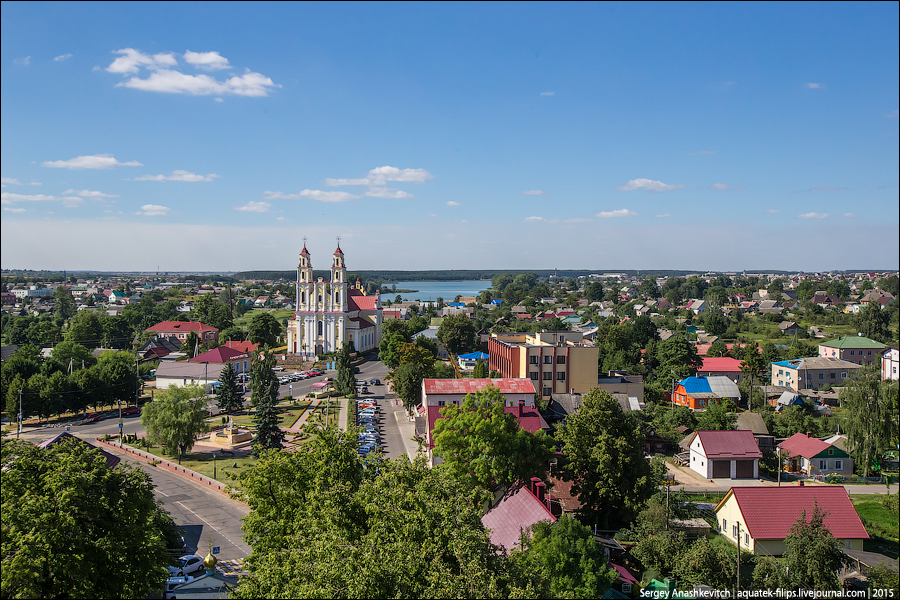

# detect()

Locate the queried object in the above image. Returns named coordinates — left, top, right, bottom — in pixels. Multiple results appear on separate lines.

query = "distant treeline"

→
left=232, top=269, right=793, bottom=282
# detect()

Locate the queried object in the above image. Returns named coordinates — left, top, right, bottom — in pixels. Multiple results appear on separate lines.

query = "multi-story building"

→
left=771, top=357, right=862, bottom=391
left=487, top=331, right=599, bottom=400
left=818, top=336, right=886, bottom=366
left=882, top=346, right=899, bottom=381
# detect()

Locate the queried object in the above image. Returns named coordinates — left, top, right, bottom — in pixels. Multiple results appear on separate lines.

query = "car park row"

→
left=356, top=398, right=383, bottom=456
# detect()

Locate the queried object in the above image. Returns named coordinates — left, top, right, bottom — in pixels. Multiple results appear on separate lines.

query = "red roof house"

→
left=698, top=357, right=744, bottom=383
left=223, top=340, right=260, bottom=354
left=145, top=321, right=219, bottom=343
left=714, top=486, right=868, bottom=555
left=778, top=433, right=853, bottom=477
left=188, top=346, right=251, bottom=373
left=688, top=430, right=762, bottom=479
left=481, top=478, right=556, bottom=552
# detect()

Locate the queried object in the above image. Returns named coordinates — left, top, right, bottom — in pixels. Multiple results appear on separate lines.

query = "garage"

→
left=735, top=460, right=755, bottom=479
left=712, top=460, right=731, bottom=478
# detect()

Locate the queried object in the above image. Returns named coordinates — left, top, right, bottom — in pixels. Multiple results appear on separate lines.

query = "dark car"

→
left=369, top=379, right=381, bottom=385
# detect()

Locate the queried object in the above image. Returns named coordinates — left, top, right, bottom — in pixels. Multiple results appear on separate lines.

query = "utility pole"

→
left=736, top=521, right=741, bottom=592
left=17, top=389, right=23, bottom=439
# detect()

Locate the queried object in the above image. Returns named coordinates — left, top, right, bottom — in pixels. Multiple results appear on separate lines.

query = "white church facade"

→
left=286, top=243, right=383, bottom=357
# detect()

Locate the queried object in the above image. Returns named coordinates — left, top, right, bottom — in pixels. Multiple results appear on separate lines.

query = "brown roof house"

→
left=688, top=430, right=762, bottom=480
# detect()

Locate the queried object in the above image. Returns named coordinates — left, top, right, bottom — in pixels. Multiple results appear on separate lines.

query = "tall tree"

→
left=52, top=286, right=77, bottom=321
left=432, top=385, right=553, bottom=492
left=672, top=537, right=737, bottom=590
left=216, top=362, right=244, bottom=413
left=65, top=311, right=104, bottom=350
left=696, top=399, right=737, bottom=431
left=511, top=514, right=617, bottom=599
left=1, top=437, right=177, bottom=599
left=436, top=314, right=477, bottom=354
left=248, top=311, right=282, bottom=348
left=840, top=367, right=898, bottom=476
left=250, top=351, right=284, bottom=455
left=180, top=330, right=200, bottom=358
left=783, top=504, right=847, bottom=591
left=334, top=341, right=355, bottom=397
left=140, top=384, right=209, bottom=463
left=233, top=429, right=521, bottom=599
left=855, top=301, right=894, bottom=344
left=655, top=334, right=703, bottom=382
left=556, top=388, right=653, bottom=528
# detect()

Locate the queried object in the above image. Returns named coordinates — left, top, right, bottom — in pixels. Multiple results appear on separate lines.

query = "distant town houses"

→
left=145, top=320, right=220, bottom=344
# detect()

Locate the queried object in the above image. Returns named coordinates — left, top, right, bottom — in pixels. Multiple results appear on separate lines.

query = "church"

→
left=286, top=242, right=383, bottom=357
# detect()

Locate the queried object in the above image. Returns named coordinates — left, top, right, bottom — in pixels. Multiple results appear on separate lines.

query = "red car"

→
left=121, top=407, right=141, bottom=416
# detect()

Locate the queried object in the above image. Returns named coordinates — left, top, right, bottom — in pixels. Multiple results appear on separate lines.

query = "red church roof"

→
left=717, top=487, right=868, bottom=541
left=348, top=294, right=379, bottom=311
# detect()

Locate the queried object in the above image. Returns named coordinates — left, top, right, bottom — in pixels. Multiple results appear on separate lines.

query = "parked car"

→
left=369, top=379, right=381, bottom=385
left=173, top=554, right=204, bottom=576
left=164, top=575, right=195, bottom=597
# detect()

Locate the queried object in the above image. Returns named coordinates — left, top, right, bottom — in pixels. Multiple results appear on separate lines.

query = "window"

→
left=556, top=372, right=566, bottom=381
left=819, top=373, right=824, bottom=380
left=622, top=584, right=632, bottom=594
left=745, top=533, right=750, bottom=545
left=543, top=372, right=552, bottom=380
left=543, top=355, right=552, bottom=364
left=529, top=356, right=538, bottom=364
left=830, top=373, right=836, bottom=379
left=828, top=448, right=833, bottom=455
left=835, top=460, right=842, bottom=470
left=542, top=387, right=552, bottom=396
left=850, top=350, right=855, bottom=356
left=868, top=351, right=872, bottom=356
left=722, top=518, right=727, bottom=531
left=819, top=460, right=827, bottom=469
left=530, top=372, right=539, bottom=380
left=841, top=372, right=847, bottom=379
left=556, top=356, right=566, bottom=364
left=438, top=400, right=445, bottom=407
left=732, top=525, right=738, bottom=537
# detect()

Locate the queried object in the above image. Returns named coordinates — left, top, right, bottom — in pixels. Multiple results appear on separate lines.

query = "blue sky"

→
left=2, top=2, right=898, bottom=273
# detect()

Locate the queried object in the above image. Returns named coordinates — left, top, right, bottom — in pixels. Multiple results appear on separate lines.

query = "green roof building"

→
left=818, top=336, right=886, bottom=366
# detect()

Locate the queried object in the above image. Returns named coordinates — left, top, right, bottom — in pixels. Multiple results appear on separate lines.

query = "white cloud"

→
left=656, top=213, right=672, bottom=218
left=3, top=207, right=26, bottom=213
left=136, top=204, right=170, bottom=216
left=14, top=56, right=31, bottom=66
left=805, top=83, right=822, bottom=89
left=54, top=54, right=73, bottom=61
left=1, top=192, right=83, bottom=207
left=524, top=216, right=545, bottom=222
left=799, top=212, right=829, bottom=219
left=709, top=183, right=729, bottom=190
left=540, top=91, right=555, bottom=96
left=214, top=97, right=224, bottom=103
left=42, top=154, right=142, bottom=170
left=615, top=178, right=684, bottom=192
left=107, top=48, right=277, bottom=97
left=766, top=209, right=781, bottom=214
left=364, top=187, right=414, bottom=199
left=1, top=178, right=22, bottom=186
left=264, top=189, right=361, bottom=203
left=521, top=190, right=548, bottom=196
left=843, top=213, right=857, bottom=218
left=597, top=209, right=637, bottom=218
left=446, top=201, right=461, bottom=207
left=276, top=216, right=286, bottom=221
left=63, top=189, right=119, bottom=198
left=325, top=166, right=433, bottom=186
left=133, top=170, right=218, bottom=182
left=235, top=201, right=272, bottom=213
left=184, top=50, right=231, bottom=71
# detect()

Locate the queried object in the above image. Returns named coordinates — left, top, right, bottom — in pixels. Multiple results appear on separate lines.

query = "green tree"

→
left=52, top=286, right=77, bottom=321
left=707, top=339, right=729, bottom=357
left=673, top=537, right=737, bottom=590
left=432, top=385, right=553, bottom=492
left=696, top=399, right=737, bottom=431
left=247, top=311, right=281, bottom=348
left=387, top=360, right=430, bottom=411
left=473, top=358, right=488, bottom=378
left=740, top=342, right=766, bottom=408
left=1, top=437, right=176, bottom=599
left=180, top=330, right=200, bottom=357
left=192, top=293, right=233, bottom=331
left=855, top=302, right=894, bottom=344
left=378, top=332, right=408, bottom=369
left=511, top=514, right=617, bottom=599
left=216, top=362, right=244, bottom=413
left=584, top=282, right=604, bottom=303
left=656, top=334, right=703, bottom=381
left=233, top=429, right=520, bottom=599
left=752, top=556, right=791, bottom=589
left=65, top=311, right=104, bottom=349
left=783, top=504, right=847, bottom=590
left=250, top=351, right=284, bottom=455
left=334, top=341, right=355, bottom=397
left=436, top=313, right=477, bottom=354
left=140, top=384, right=209, bottom=462
left=555, top=388, right=653, bottom=528
left=840, top=367, right=898, bottom=476
left=50, top=341, right=96, bottom=371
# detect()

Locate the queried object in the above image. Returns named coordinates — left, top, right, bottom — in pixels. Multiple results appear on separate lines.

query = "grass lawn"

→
left=233, top=307, right=294, bottom=327
left=133, top=444, right=257, bottom=489
left=851, top=494, right=899, bottom=558
left=212, top=400, right=312, bottom=430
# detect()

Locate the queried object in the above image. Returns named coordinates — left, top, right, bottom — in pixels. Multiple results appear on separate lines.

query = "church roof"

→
left=300, top=244, right=309, bottom=256
left=333, top=245, right=343, bottom=255
left=349, top=294, right=379, bottom=311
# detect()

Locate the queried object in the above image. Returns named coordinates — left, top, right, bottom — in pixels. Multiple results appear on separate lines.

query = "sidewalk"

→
left=337, top=397, right=348, bottom=431
left=285, top=398, right=321, bottom=433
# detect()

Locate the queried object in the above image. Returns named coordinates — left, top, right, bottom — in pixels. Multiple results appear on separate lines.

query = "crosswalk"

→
left=218, top=558, right=245, bottom=576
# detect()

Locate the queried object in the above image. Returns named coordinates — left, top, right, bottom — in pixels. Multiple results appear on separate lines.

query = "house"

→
left=595, top=371, right=644, bottom=403
left=778, top=321, right=802, bottom=336
left=481, top=478, right=556, bottom=553
left=735, top=412, right=775, bottom=452
left=883, top=346, right=899, bottom=381
left=223, top=340, right=260, bottom=355
left=671, top=376, right=740, bottom=410
left=688, top=430, right=762, bottom=479
left=778, top=433, right=853, bottom=477
left=154, top=361, right=225, bottom=391
left=145, top=320, right=219, bottom=344
left=818, top=336, right=886, bottom=366
left=487, top=331, right=599, bottom=400
left=714, top=487, right=868, bottom=555
left=188, top=346, right=252, bottom=374
left=456, top=351, right=488, bottom=369
left=687, top=299, right=707, bottom=315
left=771, top=357, right=862, bottom=391
left=698, top=357, right=744, bottom=384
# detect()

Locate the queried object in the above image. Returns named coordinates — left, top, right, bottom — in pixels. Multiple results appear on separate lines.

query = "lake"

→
left=378, top=280, right=492, bottom=303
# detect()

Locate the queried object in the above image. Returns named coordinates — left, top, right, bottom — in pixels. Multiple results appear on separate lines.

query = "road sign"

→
left=212, top=546, right=220, bottom=555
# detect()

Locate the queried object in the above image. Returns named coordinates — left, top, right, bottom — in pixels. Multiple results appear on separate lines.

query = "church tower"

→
left=297, top=241, right=313, bottom=311
left=331, top=242, right=347, bottom=312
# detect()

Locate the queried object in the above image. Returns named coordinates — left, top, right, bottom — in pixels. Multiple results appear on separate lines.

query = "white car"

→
left=168, top=554, right=204, bottom=577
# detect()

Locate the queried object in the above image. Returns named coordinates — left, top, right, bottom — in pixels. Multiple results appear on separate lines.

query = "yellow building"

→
left=487, top=331, right=599, bottom=400
left=714, top=486, right=868, bottom=556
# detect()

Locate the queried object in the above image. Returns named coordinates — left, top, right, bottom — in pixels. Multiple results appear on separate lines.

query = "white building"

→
left=286, top=243, right=383, bottom=357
